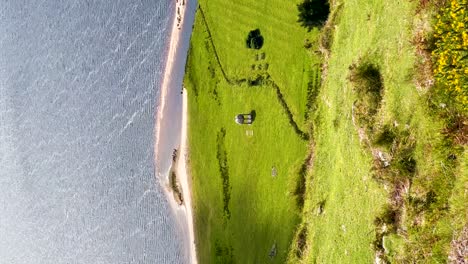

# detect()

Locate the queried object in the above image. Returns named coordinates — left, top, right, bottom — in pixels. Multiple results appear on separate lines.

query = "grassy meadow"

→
left=185, top=0, right=467, bottom=263
left=184, top=0, right=321, bottom=263
left=290, top=0, right=467, bottom=263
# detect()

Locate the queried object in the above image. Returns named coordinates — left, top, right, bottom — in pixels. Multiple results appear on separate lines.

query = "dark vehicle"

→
left=235, top=113, right=253, bottom=125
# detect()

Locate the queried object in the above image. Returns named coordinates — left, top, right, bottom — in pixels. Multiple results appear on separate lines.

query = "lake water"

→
left=0, top=1, right=189, bottom=263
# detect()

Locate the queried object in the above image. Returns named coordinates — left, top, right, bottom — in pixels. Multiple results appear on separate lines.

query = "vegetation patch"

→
left=449, top=225, right=468, bottom=263
left=291, top=153, right=313, bottom=210
left=354, top=105, right=463, bottom=262
left=197, top=6, right=230, bottom=84
left=245, top=29, right=264, bottom=49
left=268, top=76, right=310, bottom=141
left=170, top=171, right=184, bottom=205
left=371, top=126, right=416, bottom=181
left=304, top=67, right=321, bottom=121
left=442, top=113, right=468, bottom=146
left=370, top=2, right=468, bottom=262
left=349, top=60, right=384, bottom=133
left=295, top=225, right=308, bottom=258
left=354, top=119, right=416, bottom=262
left=214, top=240, right=234, bottom=264
left=297, top=0, right=330, bottom=31
left=169, top=149, right=184, bottom=205
left=216, top=128, right=231, bottom=219
left=432, top=0, right=468, bottom=111
left=317, top=2, right=343, bottom=57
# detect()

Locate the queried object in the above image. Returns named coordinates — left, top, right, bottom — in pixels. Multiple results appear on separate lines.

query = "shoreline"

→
left=154, top=0, right=197, bottom=263
left=176, top=89, right=197, bottom=264
left=154, top=0, right=186, bottom=157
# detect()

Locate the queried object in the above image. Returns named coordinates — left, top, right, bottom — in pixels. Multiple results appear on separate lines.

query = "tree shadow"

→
left=297, top=0, right=330, bottom=31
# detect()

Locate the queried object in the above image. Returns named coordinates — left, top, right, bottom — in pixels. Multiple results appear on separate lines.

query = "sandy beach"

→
left=176, top=89, right=197, bottom=264
left=154, top=0, right=186, bottom=155
left=154, top=0, right=197, bottom=263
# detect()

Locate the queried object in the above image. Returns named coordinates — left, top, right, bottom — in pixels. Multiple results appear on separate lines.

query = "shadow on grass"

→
left=292, top=153, right=313, bottom=210
left=304, top=66, right=321, bottom=121
left=267, top=75, right=310, bottom=141
left=198, top=6, right=231, bottom=84
left=214, top=240, right=234, bottom=264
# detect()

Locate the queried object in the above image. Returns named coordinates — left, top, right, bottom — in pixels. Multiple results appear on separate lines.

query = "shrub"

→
left=297, top=0, right=330, bottom=31
left=216, top=128, right=231, bottom=219
left=246, top=29, right=264, bottom=49
left=295, top=226, right=308, bottom=258
left=349, top=61, right=384, bottom=131
left=432, top=0, right=468, bottom=111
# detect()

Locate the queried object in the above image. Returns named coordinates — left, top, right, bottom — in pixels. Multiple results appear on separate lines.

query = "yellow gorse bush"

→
left=432, top=0, right=468, bottom=110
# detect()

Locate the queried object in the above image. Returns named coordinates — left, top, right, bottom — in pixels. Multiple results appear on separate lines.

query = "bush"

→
left=216, top=128, right=231, bottom=219
left=349, top=61, right=384, bottom=131
left=432, top=0, right=468, bottom=112
left=246, top=29, right=264, bottom=49
left=297, top=0, right=330, bottom=31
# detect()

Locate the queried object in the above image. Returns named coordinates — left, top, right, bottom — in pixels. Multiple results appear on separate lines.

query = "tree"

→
left=297, top=0, right=330, bottom=31
left=245, top=29, right=264, bottom=49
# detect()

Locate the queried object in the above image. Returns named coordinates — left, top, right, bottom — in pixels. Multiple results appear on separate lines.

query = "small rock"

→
left=381, top=224, right=388, bottom=233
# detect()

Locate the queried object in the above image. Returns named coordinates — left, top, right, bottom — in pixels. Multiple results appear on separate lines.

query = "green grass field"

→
left=291, top=1, right=467, bottom=263
left=185, top=0, right=467, bottom=263
left=291, top=0, right=417, bottom=262
left=184, top=1, right=321, bottom=263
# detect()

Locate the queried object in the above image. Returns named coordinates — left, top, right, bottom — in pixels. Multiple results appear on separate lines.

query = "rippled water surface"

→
left=0, top=1, right=188, bottom=263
